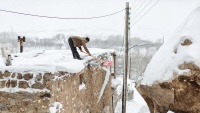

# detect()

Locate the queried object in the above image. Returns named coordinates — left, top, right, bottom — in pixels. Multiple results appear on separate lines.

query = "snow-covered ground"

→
left=141, top=6, right=200, bottom=85
left=113, top=78, right=175, bottom=113
left=113, top=78, right=150, bottom=113
left=0, top=48, right=116, bottom=74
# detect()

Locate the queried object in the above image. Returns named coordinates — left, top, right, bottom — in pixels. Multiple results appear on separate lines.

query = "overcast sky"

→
left=0, top=0, right=199, bottom=41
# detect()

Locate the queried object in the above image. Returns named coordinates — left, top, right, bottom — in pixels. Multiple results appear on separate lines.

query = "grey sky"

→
left=0, top=0, right=199, bottom=41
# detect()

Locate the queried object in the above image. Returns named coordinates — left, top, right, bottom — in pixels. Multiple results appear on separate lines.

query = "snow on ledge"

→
left=79, top=83, right=86, bottom=90
left=0, top=48, right=117, bottom=74
left=49, top=102, right=63, bottom=113
left=97, top=67, right=110, bottom=103
left=0, top=87, right=50, bottom=93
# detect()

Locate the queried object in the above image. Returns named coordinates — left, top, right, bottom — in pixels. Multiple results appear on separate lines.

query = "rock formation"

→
left=137, top=7, right=200, bottom=113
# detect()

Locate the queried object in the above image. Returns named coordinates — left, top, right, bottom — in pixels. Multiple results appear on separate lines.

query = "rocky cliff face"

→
left=137, top=7, right=200, bottom=113
left=137, top=62, right=200, bottom=113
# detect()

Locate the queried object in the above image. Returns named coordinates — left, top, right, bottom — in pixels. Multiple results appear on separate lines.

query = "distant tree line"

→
left=0, top=32, right=163, bottom=52
left=0, top=32, right=67, bottom=52
left=0, top=32, right=163, bottom=80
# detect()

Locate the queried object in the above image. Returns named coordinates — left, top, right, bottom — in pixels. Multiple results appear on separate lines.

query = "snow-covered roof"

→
left=0, top=48, right=116, bottom=74
left=141, top=7, right=200, bottom=85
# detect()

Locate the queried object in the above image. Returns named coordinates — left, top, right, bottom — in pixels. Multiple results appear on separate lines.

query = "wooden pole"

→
left=122, top=2, right=129, bottom=113
left=20, top=40, right=23, bottom=53
left=113, top=53, right=116, bottom=79
left=18, top=36, right=25, bottom=53
left=129, top=57, right=131, bottom=79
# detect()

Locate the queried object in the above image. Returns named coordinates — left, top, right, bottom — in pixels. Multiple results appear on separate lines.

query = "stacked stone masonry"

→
left=0, top=66, right=112, bottom=113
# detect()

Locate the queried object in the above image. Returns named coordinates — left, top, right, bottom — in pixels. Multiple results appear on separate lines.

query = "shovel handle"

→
left=82, top=51, right=88, bottom=54
left=82, top=51, right=93, bottom=57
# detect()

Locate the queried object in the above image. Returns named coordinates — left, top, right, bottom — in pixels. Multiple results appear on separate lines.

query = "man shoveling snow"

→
left=68, top=36, right=91, bottom=60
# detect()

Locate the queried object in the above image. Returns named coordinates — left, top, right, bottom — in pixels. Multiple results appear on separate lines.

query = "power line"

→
left=130, top=0, right=142, bottom=13
left=0, top=8, right=125, bottom=20
left=130, top=0, right=147, bottom=18
left=130, top=0, right=153, bottom=23
left=130, top=0, right=160, bottom=27
left=130, top=0, right=138, bottom=9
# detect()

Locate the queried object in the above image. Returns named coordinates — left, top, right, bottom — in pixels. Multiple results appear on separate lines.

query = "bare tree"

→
left=53, top=34, right=65, bottom=49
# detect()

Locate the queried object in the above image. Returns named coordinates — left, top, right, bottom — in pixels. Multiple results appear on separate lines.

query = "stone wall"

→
left=0, top=66, right=112, bottom=113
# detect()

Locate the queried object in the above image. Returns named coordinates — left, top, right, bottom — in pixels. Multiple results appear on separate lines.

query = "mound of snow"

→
left=0, top=48, right=117, bottom=74
left=141, top=7, right=200, bottom=85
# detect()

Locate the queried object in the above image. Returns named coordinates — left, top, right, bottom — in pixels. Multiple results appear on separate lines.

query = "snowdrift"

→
left=137, top=7, right=200, bottom=113
left=141, top=7, right=200, bottom=85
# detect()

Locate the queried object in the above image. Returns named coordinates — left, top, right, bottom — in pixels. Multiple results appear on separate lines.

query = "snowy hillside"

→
left=0, top=48, right=116, bottom=73
left=141, top=7, right=200, bottom=85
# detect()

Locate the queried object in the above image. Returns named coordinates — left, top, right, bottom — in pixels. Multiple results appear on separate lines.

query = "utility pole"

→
left=122, top=2, right=129, bottom=113
left=129, top=57, right=131, bottom=79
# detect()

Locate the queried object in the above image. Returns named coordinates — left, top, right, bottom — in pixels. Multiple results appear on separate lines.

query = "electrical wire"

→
left=0, top=8, right=125, bottom=20
left=130, top=0, right=147, bottom=18
left=130, top=0, right=153, bottom=22
left=130, top=0, right=138, bottom=9
left=130, top=0, right=160, bottom=27
left=130, top=0, right=142, bottom=13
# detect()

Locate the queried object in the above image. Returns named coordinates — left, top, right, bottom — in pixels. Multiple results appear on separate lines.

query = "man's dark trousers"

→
left=68, top=37, right=81, bottom=60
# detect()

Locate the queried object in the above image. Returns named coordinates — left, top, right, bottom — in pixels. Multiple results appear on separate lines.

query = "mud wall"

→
left=0, top=66, right=112, bottom=113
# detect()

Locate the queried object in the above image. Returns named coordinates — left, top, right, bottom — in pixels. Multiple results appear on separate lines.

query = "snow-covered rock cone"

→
left=137, top=7, right=200, bottom=113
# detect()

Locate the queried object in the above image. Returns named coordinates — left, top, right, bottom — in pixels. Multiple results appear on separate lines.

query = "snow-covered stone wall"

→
left=0, top=48, right=117, bottom=113
left=0, top=66, right=112, bottom=113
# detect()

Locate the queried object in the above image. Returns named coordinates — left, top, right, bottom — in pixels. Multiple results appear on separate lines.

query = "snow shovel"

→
left=81, top=51, right=100, bottom=67
left=81, top=51, right=95, bottom=58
